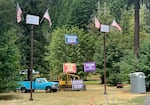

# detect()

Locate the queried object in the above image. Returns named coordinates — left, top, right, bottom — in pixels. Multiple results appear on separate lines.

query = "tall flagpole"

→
left=26, top=14, right=40, bottom=101
left=29, top=25, right=34, bottom=101
left=103, top=32, right=107, bottom=94
left=100, top=24, right=109, bottom=95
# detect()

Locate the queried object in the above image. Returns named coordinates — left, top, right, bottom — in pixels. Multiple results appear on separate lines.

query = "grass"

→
left=0, top=83, right=149, bottom=105
left=130, top=96, right=148, bottom=105
left=84, top=80, right=100, bottom=85
left=0, top=94, right=21, bottom=100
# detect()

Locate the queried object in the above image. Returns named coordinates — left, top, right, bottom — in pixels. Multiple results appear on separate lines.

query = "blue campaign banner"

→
left=65, top=34, right=78, bottom=44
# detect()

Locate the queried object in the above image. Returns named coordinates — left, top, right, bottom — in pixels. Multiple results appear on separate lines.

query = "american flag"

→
left=111, top=20, right=122, bottom=31
left=43, top=9, right=52, bottom=26
left=16, top=2, right=22, bottom=23
left=94, top=17, right=101, bottom=29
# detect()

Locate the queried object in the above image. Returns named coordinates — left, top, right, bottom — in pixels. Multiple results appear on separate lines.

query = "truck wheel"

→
left=46, top=86, right=52, bottom=93
left=21, top=87, right=27, bottom=93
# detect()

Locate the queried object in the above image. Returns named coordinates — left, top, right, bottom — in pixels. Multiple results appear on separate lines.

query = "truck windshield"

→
left=42, top=78, right=48, bottom=82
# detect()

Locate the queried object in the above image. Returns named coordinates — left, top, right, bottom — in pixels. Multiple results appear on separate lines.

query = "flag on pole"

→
left=16, top=2, right=22, bottom=23
left=42, top=9, right=52, bottom=26
left=94, top=17, right=101, bottom=29
left=111, top=19, right=122, bottom=31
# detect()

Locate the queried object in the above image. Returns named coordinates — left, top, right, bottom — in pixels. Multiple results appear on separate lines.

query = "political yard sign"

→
left=63, top=63, right=77, bottom=73
left=72, top=80, right=84, bottom=90
left=84, top=62, right=96, bottom=72
left=65, top=34, right=78, bottom=44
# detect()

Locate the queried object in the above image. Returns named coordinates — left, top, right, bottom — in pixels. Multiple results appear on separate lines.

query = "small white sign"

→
left=26, top=14, right=39, bottom=25
left=72, top=80, right=84, bottom=90
left=100, top=25, right=109, bottom=33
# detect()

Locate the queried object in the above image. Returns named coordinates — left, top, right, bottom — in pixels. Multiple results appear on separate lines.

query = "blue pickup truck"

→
left=17, top=78, right=59, bottom=93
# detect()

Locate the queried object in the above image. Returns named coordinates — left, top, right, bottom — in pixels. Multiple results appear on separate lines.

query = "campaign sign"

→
left=100, top=25, right=110, bottom=33
left=63, top=63, right=76, bottom=73
left=65, top=34, right=78, bottom=44
left=84, top=62, right=96, bottom=72
left=72, top=80, right=84, bottom=90
left=26, top=14, right=39, bottom=25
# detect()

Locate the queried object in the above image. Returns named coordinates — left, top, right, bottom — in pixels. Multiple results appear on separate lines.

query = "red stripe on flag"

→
left=111, top=20, right=122, bottom=31
left=43, top=9, right=52, bottom=26
left=95, top=17, right=101, bottom=29
left=16, top=3, right=22, bottom=23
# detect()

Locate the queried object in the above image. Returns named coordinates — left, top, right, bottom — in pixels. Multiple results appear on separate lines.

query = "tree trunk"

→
left=134, top=0, right=140, bottom=59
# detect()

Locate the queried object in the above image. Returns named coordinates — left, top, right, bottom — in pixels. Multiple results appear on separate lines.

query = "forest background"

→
left=0, top=0, right=150, bottom=92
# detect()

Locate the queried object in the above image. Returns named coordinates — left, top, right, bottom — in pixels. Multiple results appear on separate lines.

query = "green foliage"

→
left=16, top=0, right=52, bottom=75
left=46, top=26, right=95, bottom=79
left=110, top=0, right=127, bottom=20
left=121, top=7, right=134, bottom=34
left=0, top=0, right=150, bottom=88
left=141, top=5, right=150, bottom=33
left=0, top=0, right=21, bottom=92
left=92, top=18, right=135, bottom=84
left=56, top=0, right=73, bottom=27
left=66, top=0, right=97, bottom=29
left=139, top=36, right=150, bottom=84
left=145, top=0, right=150, bottom=10
left=91, top=0, right=150, bottom=85
left=0, top=29, right=20, bottom=92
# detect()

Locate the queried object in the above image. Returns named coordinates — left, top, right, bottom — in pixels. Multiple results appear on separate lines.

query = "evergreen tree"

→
left=16, top=0, right=52, bottom=77
left=0, top=0, right=20, bottom=92
left=66, top=0, right=97, bottom=30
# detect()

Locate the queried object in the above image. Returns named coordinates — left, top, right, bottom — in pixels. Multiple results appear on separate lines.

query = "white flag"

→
left=111, top=19, right=122, bottom=31
left=43, top=9, right=52, bottom=26
left=94, top=17, right=101, bottom=29
left=16, top=2, right=22, bottom=23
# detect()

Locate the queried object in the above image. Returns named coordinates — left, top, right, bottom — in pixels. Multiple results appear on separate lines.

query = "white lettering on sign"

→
left=67, top=36, right=77, bottom=42
left=65, top=34, right=78, bottom=44
left=86, top=63, right=95, bottom=66
left=26, top=14, right=39, bottom=25
left=100, top=25, right=109, bottom=33
left=72, top=80, right=84, bottom=90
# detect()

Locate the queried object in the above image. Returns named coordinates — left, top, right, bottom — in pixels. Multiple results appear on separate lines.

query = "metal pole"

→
left=29, top=25, right=34, bottom=101
left=98, top=0, right=100, bottom=16
left=103, top=33, right=107, bottom=94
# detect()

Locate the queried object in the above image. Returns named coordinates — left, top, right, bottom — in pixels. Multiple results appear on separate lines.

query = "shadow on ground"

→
left=0, top=95, right=20, bottom=100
